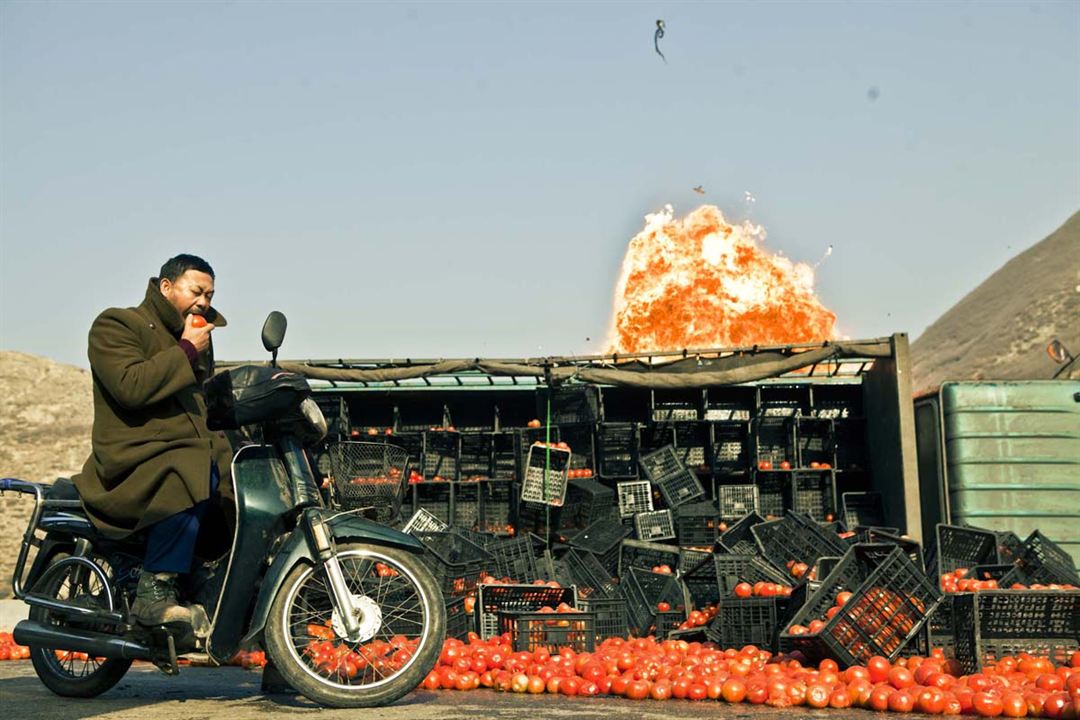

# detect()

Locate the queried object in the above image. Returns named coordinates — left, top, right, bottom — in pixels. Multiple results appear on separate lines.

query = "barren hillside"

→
left=911, top=211, right=1080, bottom=393
left=0, top=351, right=93, bottom=597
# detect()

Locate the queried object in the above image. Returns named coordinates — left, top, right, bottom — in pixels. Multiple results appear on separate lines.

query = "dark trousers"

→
left=144, top=464, right=220, bottom=574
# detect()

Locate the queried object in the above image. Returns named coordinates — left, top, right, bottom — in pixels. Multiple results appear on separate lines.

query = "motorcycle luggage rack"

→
left=1, top=478, right=88, bottom=600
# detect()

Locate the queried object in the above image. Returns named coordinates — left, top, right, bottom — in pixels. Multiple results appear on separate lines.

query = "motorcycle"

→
left=2, top=312, right=446, bottom=708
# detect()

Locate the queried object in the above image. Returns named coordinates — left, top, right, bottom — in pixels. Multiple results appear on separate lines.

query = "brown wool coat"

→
left=75, top=279, right=234, bottom=539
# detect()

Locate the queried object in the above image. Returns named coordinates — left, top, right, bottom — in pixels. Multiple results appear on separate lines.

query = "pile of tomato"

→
left=0, top=632, right=29, bottom=661
left=940, top=568, right=1078, bottom=593
left=419, top=633, right=1080, bottom=717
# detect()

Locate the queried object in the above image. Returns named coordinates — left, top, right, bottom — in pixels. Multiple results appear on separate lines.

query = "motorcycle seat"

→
left=47, top=477, right=80, bottom=501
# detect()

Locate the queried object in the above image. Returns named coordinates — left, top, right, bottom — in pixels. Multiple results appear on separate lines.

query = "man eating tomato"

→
left=74, top=254, right=232, bottom=628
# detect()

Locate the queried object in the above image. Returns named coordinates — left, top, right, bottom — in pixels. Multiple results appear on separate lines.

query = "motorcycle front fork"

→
left=302, top=509, right=364, bottom=642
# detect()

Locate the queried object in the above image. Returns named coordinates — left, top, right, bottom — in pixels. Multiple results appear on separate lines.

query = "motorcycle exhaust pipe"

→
left=12, top=619, right=154, bottom=661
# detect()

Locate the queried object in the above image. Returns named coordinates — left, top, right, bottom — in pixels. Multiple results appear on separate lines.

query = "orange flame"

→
left=606, top=204, right=836, bottom=353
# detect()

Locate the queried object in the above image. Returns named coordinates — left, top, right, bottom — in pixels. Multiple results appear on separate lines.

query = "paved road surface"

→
left=0, top=661, right=872, bottom=720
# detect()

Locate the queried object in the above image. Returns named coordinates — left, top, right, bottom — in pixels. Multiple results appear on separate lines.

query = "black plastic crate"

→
left=751, top=417, right=795, bottom=468
left=514, top=426, right=560, bottom=483
left=597, top=423, right=640, bottom=479
left=842, top=492, right=886, bottom=530
left=639, top=425, right=676, bottom=455
left=682, top=553, right=790, bottom=608
left=752, top=512, right=848, bottom=576
left=633, top=509, right=674, bottom=542
left=675, top=502, right=721, bottom=547
left=619, top=567, right=686, bottom=636
left=515, top=497, right=565, bottom=536
left=795, top=417, right=836, bottom=468
left=445, top=596, right=474, bottom=641
left=758, top=385, right=809, bottom=418
left=655, top=610, right=687, bottom=638
left=639, top=444, right=683, bottom=483
left=539, top=384, right=600, bottom=425
left=564, top=477, right=617, bottom=529
left=499, top=611, right=596, bottom=652
left=1015, top=530, right=1080, bottom=585
left=951, top=590, right=1080, bottom=673
left=451, top=481, right=482, bottom=530
left=705, top=388, right=754, bottom=422
left=476, top=583, right=577, bottom=639
left=411, top=482, right=452, bottom=525
left=779, top=544, right=943, bottom=665
left=556, top=548, right=618, bottom=599
left=679, top=548, right=711, bottom=574
left=658, top=469, right=706, bottom=508
left=713, top=554, right=791, bottom=594
left=565, top=519, right=633, bottom=575
left=579, top=595, right=630, bottom=642
left=706, top=597, right=784, bottom=651
left=857, top=528, right=924, bottom=569
left=414, top=528, right=495, bottom=597
left=791, top=471, right=837, bottom=522
left=833, top=419, right=868, bottom=471
left=520, top=443, right=571, bottom=506
left=992, top=531, right=1025, bottom=566
left=719, top=512, right=766, bottom=555
left=615, top=480, right=652, bottom=518
left=672, top=421, right=710, bottom=470
left=459, top=432, right=493, bottom=480
left=422, top=430, right=461, bottom=481
left=932, top=524, right=1000, bottom=582
left=402, top=507, right=449, bottom=535
left=479, top=478, right=514, bottom=534
left=639, top=446, right=705, bottom=507
left=711, top=422, right=749, bottom=474
left=754, top=471, right=788, bottom=519
left=648, top=390, right=699, bottom=425
left=486, top=533, right=544, bottom=582
left=313, top=394, right=351, bottom=439
left=634, top=509, right=676, bottom=542
left=619, top=539, right=682, bottom=577
left=492, top=431, right=518, bottom=480
left=559, top=422, right=596, bottom=471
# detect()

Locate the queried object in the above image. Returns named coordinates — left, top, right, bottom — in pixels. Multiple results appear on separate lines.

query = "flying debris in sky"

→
left=692, top=185, right=705, bottom=195
left=654, top=20, right=666, bottom=63
left=814, top=244, right=834, bottom=268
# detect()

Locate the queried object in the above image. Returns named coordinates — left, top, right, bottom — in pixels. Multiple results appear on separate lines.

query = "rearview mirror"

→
left=261, top=311, right=287, bottom=353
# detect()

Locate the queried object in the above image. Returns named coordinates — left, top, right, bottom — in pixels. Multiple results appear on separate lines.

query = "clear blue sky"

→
left=2, top=1, right=1078, bottom=368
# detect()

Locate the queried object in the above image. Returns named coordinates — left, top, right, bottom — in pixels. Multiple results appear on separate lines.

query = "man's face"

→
left=160, top=270, right=215, bottom=318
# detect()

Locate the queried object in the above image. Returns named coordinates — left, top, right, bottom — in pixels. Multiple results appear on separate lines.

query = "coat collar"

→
left=143, top=278, right=227, bottom=335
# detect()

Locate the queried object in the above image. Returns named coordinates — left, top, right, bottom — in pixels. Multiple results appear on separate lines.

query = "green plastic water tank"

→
left=940, top=381, right=1080, bottom=568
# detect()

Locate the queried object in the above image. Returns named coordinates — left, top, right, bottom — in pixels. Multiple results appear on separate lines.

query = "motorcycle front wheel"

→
left=264, top=543, right=445, bottom=708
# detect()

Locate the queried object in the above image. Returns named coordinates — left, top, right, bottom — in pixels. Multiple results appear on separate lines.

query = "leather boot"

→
left=130, top=571, right=194, bottom=626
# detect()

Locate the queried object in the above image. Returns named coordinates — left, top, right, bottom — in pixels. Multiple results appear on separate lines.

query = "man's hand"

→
left=182, top=314, right=215, bottom=353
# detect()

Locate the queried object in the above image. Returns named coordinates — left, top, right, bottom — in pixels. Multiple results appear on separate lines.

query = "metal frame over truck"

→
left=220, top=333, right=923, bottom=542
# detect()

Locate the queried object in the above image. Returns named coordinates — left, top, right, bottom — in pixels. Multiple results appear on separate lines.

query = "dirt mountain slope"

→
left=0, top=351, right=92, bottom=597
left=911, top=211, right=1080, bottom=393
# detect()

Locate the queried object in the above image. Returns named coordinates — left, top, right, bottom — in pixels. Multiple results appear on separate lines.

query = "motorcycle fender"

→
left=239, top=513, right=427, bottom=648
left=23, top=537, right=74, bottom=593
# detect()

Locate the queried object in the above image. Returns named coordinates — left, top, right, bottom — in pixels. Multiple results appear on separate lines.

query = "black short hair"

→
left=159, top=254, right=215, bottom=282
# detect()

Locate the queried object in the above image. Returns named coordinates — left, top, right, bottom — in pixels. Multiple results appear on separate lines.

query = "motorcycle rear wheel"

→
left=264, top=543, right=445, bottom=708
left=28, top=552, right=133, bottom=698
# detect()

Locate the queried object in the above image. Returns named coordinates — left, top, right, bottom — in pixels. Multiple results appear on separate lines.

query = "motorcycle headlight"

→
left=299, top=397, right=328, bottom=444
